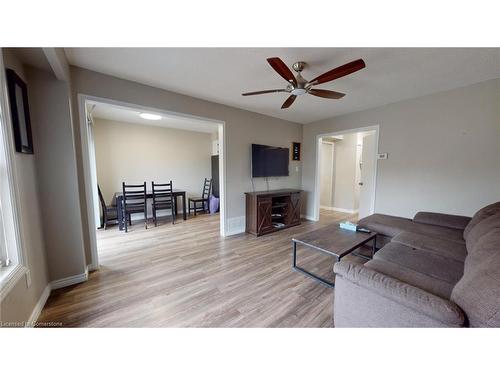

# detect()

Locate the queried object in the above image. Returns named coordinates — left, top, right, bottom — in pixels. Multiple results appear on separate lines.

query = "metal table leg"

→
left=292, top=240, right=336, bottom=288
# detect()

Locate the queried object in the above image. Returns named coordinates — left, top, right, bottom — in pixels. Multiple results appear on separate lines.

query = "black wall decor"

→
left=292, top=142, right=301, bottom=161
left=6, top=69, right=34, bottom=154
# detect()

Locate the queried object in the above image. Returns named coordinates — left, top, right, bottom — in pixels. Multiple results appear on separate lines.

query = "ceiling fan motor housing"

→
left=292, top=61, right=306, bottom=72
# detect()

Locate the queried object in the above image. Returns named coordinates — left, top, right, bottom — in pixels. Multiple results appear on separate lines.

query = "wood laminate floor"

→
left=38, top=209, right=360, bottom=327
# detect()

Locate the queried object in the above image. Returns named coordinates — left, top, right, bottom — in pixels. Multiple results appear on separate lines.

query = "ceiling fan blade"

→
left=308, top=89, right=346, bottom=99
left=281, top=95, right=296, bottom=109
left=242, top=89, right=287, bottom=96
left=309, top=59, right=366, bottom=86
left=267, top=57, right=297, bottom=85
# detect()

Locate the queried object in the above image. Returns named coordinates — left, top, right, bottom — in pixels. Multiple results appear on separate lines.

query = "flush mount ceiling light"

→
left=139, top=113, right=162, bottom=120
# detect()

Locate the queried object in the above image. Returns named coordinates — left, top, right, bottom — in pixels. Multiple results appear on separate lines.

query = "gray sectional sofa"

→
left=333, top=202, right=500, bottom=327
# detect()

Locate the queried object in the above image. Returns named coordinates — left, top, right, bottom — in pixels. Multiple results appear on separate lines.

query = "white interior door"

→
left=358, top=133, right=376, bottom=219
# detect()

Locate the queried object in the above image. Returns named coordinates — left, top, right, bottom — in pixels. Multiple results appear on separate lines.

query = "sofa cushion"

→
left=392, top=231, right=467, bottom=263
left=463, top=201, right=500, bottom=240
left=373, top=242, right=464, bottom=286
left=334, top=261, right=465, bottom=327
left=451, top=229, right=500, bottom=327
left=365, top=258, right=456, bottom=299
left=465, top=213, right=500, bottom=253
left=413, top=212, right=471, bottom=230
left=358, top=214, right=464, bottom=243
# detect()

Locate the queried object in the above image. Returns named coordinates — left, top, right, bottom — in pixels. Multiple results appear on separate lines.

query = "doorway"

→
left=315, top=126, right=378, bottom=223
left=78, top=95, right=226, bottom=270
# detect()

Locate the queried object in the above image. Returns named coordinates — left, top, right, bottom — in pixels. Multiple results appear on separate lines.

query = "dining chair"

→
left=151, top=181, right=175, bottom=226
left=188, top=178, right=212, bottom=216
left=98, top=184, right=118, bottom=229
left=122, top=182, right=147, bottom=232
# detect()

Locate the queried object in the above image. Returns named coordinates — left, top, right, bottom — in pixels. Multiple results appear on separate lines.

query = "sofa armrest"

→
left=413, top=212, right=471, bottom=230
left=333, top=261, right=465, bottom=326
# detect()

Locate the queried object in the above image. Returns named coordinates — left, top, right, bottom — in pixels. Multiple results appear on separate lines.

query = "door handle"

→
left=358, top=182, right=364, bottom=186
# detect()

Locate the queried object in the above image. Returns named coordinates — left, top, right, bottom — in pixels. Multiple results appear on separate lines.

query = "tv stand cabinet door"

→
left=257, top=197, right=273, bottom=235
left=288, top=193, right=301, bottom=226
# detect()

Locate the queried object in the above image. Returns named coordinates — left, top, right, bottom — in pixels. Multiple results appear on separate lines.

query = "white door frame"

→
left=77, top=94, right=227, bottom=271
left=313, top=125, right=380, bottom=222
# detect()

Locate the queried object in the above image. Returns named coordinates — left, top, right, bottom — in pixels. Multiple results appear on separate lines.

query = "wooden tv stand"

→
left=245, top=189, right=302, bottom=236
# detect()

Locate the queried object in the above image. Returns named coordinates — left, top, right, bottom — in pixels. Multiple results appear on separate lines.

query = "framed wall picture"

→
left=292, top=142, right=301, bottom=161
left=6, top=68, right=34, bottom=154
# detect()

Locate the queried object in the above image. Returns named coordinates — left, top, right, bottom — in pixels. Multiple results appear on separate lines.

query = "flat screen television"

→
left=251, top=144, right=289, bottom=177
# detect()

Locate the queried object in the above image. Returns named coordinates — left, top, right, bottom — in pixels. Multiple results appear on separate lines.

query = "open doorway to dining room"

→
left=316, top=126, right=378, bottom=224
left=79, top=96, right=225, bottom=270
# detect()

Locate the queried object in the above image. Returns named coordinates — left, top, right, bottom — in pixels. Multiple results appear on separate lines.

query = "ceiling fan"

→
left=242, top=57, right=366, bottom=109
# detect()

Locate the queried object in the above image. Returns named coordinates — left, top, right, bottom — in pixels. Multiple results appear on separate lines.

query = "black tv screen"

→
left=252, top=144, right=289, bottom=177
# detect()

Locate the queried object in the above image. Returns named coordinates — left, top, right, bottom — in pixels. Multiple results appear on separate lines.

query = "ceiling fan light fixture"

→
left=139, top=113, right=162, bottom=120
left=291, top=88, right=307, bottom=96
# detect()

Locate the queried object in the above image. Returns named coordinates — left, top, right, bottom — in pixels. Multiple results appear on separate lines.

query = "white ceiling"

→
left=89, top=101, right=219, bottom=134
left=67, top=48, right=500, bottom=124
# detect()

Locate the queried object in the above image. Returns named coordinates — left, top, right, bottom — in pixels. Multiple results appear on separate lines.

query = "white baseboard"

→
left=25, top=268, right=89, bottom=327
left=26, top=284, right=51, bottom=327
left=321, top=206, right=359, bottom=214
left=301, top=214, right=317, bottom=221
left=50, top=268, right=89, bottom=290
left=225, top=216, right=245, bottom=236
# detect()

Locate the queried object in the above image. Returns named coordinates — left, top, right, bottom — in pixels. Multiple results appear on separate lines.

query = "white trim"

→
left=314, top=125, right=380, bottom=222
left=0, top=264, right=28, bottom=301
left=25, top=283, right=51, bottom=327
left=300, top=214, right=316, bottom=221
left=50, top=269, right=89, bottom=290
left=320, top=206, right=359, bottom=214
left=42, top=48, right=70, bottom=82
left=78, top=95, right=100, bottom=271
left=77, top=94, right=228, bottom=270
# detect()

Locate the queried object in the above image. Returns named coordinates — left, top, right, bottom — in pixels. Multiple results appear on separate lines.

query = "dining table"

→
left=113, top=189, right=187, bottom=230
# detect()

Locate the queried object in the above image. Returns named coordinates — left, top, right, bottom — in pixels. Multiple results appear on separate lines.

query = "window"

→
left=0, top=52, right=27, bottom=299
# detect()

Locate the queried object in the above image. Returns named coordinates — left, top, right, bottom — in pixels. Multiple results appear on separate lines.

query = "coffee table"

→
left=292, top=225, right=377, bottom=288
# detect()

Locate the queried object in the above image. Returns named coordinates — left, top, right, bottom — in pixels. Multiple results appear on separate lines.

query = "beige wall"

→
left=1, top=49, right=49, bottom=323
left=70, top=66, right=303, bottom=264
left=302, top=78, right=500, bottom=219
left=93, top=118, right=213, bottom=205
left=26, top=67, right=86, bottom=281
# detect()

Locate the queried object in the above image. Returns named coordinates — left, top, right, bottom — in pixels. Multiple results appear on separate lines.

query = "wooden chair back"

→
left=122, top=182, right=147, bottom=210
left=201, top=178, right=212, bottom=200
left=98, top=184, right=107, bottom=211
left=152, top=181, right=174, bottom=206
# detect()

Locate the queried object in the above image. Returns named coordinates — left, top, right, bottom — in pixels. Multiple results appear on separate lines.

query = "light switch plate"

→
left=377, top=153, right=388, bottom=160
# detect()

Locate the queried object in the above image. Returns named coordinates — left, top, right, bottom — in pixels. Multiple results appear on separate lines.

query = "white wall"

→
left=302, top=78, right=500, bottom=219
left=93, top=118, right=213, bottom=207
